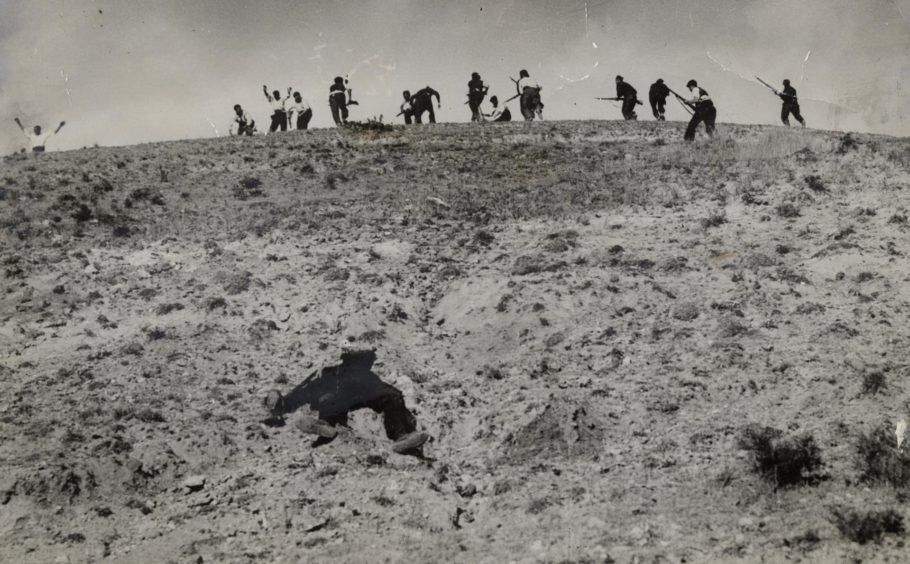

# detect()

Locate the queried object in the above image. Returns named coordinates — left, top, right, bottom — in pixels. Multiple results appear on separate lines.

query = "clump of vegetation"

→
left=738, top=425, right=823, bottom=487
left=829, top=507, right=904, bottom=544
left=700, top=211, right=728, bottom=229
left=776, top=203, right=801, bottom=218
left=346, top=116, right=395, bottom=133
left=804, top=175, right=827, bottom=193
left=860, top=370, right=887, bottom=395
left=233, top=176, right=263, bottom=200
left=856, top=425, right=910, bottom=488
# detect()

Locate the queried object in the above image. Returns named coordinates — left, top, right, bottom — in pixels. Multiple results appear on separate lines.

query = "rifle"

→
left=755, top=76, right=779, bottom=96
left=595, top=97, right=643, bottom=105
left=345, top=76, right=359, bottom=106
left=755, top=76, right=796, bottom=101
left=667, top=87, right=695, bottom=115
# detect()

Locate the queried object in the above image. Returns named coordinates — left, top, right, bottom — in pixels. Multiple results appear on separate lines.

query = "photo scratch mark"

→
left=705, top=51, right=753, bottom=83
left=800, top=50, right=811, bottom=82
left=204, top=117, right=219, bottom=136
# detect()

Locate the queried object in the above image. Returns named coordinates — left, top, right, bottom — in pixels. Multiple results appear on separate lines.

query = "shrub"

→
left=738, top=425, right=823, bottom=487
left=856, top=425, right=910, bottom=488
left=829, top=507, right=904, bottom=544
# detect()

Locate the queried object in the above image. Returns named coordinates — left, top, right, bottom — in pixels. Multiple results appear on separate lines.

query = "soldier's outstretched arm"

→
left=14, top=117, right=25, bottom=132
left=55, top=121, right=66, bottom=134
left=262, top=85, right=271, bottom=101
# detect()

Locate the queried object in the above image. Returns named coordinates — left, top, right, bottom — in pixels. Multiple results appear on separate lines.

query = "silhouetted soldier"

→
left=485, top=96, right=512, bottom=122
left=264, top=349, right=428, bottom=454
left=516, top=70, right=543, bottom=121
left=778, top=79, right=806, bottom=127
left=329, top=76, right=352, bottom=126
left=649, top=79, right=670, bottom=121
left=287, top=91, right=313, bottom=130
left=614, top=75, right=638, bottom=120
left=468, top=72, right=488, bottom=122
left=14, top=118, right=65, bottom=153
left=411, top=86, right=441, bottom=124
left=683, top=79, right=717, bottom=141
left=229, top=105, right=256, bottom=136
left=263, top=85, right=289, bottom=132
left=399, top=90, right=415, bottom=124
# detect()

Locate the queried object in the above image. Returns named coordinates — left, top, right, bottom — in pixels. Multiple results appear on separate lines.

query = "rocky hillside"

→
left=2, top=120, right=910, bottom=563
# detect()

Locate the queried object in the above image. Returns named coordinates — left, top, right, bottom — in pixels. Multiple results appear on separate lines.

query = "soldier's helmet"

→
left=520, top=69, right=529, bottom=78
left=783, top=79, right=791, bottom=86
left=686, top=79, right=698, bottom=88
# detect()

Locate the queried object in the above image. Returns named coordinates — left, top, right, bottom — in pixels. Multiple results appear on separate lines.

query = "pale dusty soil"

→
left=1, top=120, right=910, bottom=563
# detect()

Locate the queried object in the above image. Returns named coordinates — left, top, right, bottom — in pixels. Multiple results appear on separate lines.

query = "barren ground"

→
left=2, top=120, right=910, bottom=563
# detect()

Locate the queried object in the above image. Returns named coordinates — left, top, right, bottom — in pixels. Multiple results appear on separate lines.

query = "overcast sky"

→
left=1, top=0, right=908, bottom=152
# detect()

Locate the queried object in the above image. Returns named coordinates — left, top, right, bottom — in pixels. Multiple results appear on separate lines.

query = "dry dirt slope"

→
left=1, top=120, right=910, bottom=563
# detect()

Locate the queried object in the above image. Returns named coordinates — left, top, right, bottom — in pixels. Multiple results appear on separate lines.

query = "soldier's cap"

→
left=334, top=76, right=344, bottom=84
left=233, top=104, right=242, bottom=110
left=519, top=69, right=529, bottom=77
left=403, top=90, right=411, bottom=96
left=686, top=79, right=698, bottom=87
left=471, top=72, right=480, bottom=79
left=783, top=79, right=791, bottom=85
left=656, top=78, right=664, bottom=83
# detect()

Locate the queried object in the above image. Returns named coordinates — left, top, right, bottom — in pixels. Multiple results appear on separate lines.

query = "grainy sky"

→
left=1, top=0, right=908, bottom=152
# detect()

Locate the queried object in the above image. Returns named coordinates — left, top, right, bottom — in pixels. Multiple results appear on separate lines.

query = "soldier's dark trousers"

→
left=330, top=95, right=349, bottom=125
left=621, top=97, right=638, bottom=120
left=650, top=98, right=666, bottom=120
left=269, top=111, right=287, bottom=132
left=781, top=103, right=805, bottom=126
left=684, top=105, right=717, bottom=141
left=413, top=101, right=436, bottom=124
left=296, top=109, right=313, bottom=130
left=468, top=95, right=485, bottom=122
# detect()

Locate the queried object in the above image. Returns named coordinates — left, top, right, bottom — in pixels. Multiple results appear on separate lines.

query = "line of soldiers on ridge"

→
left=231, top=71, right=806, bottom=143
left=11, top=69, right=807, bottom=154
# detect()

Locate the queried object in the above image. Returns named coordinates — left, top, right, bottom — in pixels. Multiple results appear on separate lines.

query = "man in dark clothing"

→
left=263, top=85, right=289, bottom=133
left=467, top=72, right=488, bottom=122
left=649, top=79, right=670, bottom=121
left=265, top=350, right=427, bottom=454
left=614, top=75, right=638, bottom=120
left=779, top=79, right=806, bottom=127
left=411, top=86, right=441, bottom=124
left=329, top=76, right=351, bottom=126
left=683, top=79, right=717, bottom=141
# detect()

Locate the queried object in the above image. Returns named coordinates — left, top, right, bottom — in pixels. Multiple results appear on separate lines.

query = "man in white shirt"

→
left=229, top=104, right=256, bottom=136
left=515, top=69, right=543, bottom=121
left=484, top=96, right=512, bottom=122
left=263, top=85, right=290, bottom=133
left=399, top=90, right=415, bottom=124
left=14, top=118, right=65, bottom=153
left=286, top=91, right=312, bottom=130
left=683, top=79, right=717, bottom=141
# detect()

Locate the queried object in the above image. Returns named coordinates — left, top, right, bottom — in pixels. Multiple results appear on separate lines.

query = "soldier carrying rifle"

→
left=668, top=79, right=716, bottom=141
left=757, top=77, right=806, bottom=128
